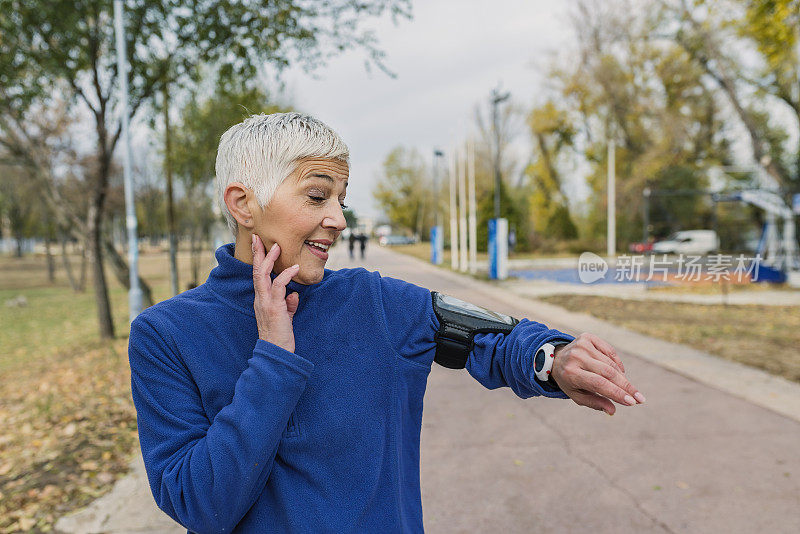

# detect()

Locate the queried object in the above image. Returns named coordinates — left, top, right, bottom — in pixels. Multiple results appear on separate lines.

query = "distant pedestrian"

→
left=348, top=232, right=356, bottom=260
left=358, top=233, right=367, bottom=259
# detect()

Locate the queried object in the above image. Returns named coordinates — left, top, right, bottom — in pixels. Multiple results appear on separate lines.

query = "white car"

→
left=652, top=230, right=720, bottom=255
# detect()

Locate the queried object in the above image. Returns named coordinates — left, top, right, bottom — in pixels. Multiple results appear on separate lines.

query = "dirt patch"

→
left=0, top=340, right=138, bottom=533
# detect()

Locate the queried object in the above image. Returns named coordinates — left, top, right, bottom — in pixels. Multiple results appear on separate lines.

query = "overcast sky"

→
left=281, top=0, right=574, bottom=220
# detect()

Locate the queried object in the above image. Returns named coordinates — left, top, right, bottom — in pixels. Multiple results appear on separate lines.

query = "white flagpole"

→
left=458, top=146, right=468, bottom=272
left=449, top=151, right=459, bottom=269
left=468, top=139, right=477, bottom=274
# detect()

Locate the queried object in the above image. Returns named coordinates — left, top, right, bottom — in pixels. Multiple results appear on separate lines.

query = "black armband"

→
left=431, top=291, right=519, bottom=369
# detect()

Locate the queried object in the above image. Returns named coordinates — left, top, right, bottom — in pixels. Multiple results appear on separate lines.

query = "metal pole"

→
left=607, top=138, right=616, bottom=258
left=431, top=149, right=444, bottom=265
left=491, top=87, right=510, bottom=220
left=114, top=0, right=143, bottom=321
left=433, top=150, right=442, bottom=229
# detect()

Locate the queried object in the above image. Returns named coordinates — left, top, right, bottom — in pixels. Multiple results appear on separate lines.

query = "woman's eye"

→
left=308, top=195, right=326, bottom=203
left=340, top=203, right=349, bottom=210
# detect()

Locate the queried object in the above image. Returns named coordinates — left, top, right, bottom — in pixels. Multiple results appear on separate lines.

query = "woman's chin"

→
left=296, top=267, right=325, bottom=285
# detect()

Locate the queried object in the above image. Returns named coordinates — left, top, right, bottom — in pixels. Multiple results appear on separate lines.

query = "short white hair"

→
left=215, top=112, right=350, bottom=235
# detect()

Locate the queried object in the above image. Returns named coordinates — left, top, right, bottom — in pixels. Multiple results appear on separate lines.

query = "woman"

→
left=129, top=112, right=644, bottom=533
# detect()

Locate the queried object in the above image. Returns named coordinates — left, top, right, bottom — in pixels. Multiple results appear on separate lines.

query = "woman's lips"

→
left=305, top=242, right=329, bottom=260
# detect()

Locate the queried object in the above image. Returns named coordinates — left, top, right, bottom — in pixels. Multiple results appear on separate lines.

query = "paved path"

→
left=57, top=243, right=800, bottom=533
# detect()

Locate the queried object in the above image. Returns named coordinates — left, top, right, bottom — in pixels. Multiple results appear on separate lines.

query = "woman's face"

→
left=252, top=157, right=349, bottom=284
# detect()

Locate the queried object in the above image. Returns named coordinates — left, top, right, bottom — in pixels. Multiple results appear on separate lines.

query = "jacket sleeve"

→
left=468, top=320, right=574, bottom=399
left=129, top=313, right=314, bottom=533
left=378, top=274, right=439, bottom=367
left=377, top=273, right=573, bottom=398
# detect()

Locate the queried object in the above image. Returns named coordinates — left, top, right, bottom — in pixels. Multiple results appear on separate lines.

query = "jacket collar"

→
left=205, top=243, right=329, bottom=316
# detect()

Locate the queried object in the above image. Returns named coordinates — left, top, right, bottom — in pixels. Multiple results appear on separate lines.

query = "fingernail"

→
left=270, top=243, right=277, bottom=252
left=634, top=392, right=646, bottom=404
left=624, top=394, right=636, bottom=406
left=606, top=410, right=614, bottom=416
left=292, top=264, right=300, bottom=270
left=251, top=234, right=256, bottom=252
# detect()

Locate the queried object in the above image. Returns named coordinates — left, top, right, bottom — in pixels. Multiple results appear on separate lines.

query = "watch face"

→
left=534, top=349, right=545, bottom=373
left=435, top=293, right=517, bottom=325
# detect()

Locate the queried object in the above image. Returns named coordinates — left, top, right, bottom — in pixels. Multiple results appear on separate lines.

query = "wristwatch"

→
left=534, top=342, right=562, bottom=382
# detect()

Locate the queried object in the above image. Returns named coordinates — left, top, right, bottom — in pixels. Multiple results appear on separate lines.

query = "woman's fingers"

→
left=581, top=344, right=645, bottom=404
left=271, top=264, right=299, bottom=300
left=587, top=333, right=625, bottom=374
left=252, top=235, right=280, bottom=294
left=262, top=239, right=280, bottom=278
left=569, top=389, right=616, bottom=415
left=579, top=343, right=624, bottom=376
left=285, top=292, right=299, bottom=320
left=552, top=333, right=646, bottom=413
left=576, top=361, right=638, bottom=406
left=252, top=235, right=268, bottom=294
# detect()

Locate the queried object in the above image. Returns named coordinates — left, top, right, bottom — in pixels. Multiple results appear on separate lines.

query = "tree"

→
left=373, top=147, right=433, bottom=238
left=343, top=209, right=359, bottom=230
left=0, top=0, right=411, bottom=338
left=0, top=165, right=41, bottom=257
left=526, top=101, right=577, bottom=239
left=667, top=0, right=800, bottom=189
left=529, top=0, right=732, bottom=247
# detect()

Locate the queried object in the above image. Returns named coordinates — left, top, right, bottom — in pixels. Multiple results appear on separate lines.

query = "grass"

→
left=0, top=246, right=214, bottom=533
left=539, top=294, right=800, bottom=384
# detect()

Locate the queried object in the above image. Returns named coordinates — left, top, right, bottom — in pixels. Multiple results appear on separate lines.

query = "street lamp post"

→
left=433, top=149, right=444, bottom=228
left=491, top=87, right=510, bottom=220
left=114, top=0, right=143, bottom=321
left=431, top=149, right=444, bottom=265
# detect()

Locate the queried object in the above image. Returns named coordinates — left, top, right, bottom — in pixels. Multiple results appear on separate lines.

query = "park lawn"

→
left=0, top=249, right=213, bottom=533
left=538, top=294, right=800, bottom=384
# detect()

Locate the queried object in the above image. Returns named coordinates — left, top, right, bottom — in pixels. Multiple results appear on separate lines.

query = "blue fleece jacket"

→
left=128, top=244, right=573, bottom=533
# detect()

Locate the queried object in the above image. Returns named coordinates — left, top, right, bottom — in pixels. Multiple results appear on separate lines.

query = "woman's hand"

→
left=550, top=333, right=645, bottom=415
left=252, top=234, right=300, bottom=353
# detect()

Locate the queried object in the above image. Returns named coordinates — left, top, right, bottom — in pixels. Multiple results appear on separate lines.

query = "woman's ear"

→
left=223, top=182, right=255, bottom=230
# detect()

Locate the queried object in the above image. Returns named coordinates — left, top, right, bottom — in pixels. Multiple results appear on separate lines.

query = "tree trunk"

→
left=103, top=238, right=154, bottom=308
left=87, top=202, right=115, bottom=339
left=190, top=229, right=199, bottom=287
left=14, top=232, right=23, bottom=257
left=164, top=84, right=179, bottom=296
left=45, top=236, right=55, bottom=282
left=61, top=233, right=85, bottom=292
left=78, top=241, right=87, bottom=292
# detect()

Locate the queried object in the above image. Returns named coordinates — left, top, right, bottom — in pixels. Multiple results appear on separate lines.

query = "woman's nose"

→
left=323, top=204, right=347, bottom=231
